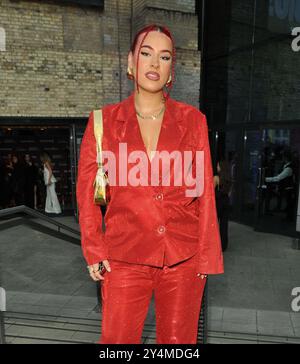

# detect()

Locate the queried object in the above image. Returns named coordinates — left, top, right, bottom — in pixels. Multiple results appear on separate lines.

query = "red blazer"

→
left=76, top=91, right=224, bottom=275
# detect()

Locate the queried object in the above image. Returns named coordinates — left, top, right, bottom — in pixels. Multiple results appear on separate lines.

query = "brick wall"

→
left=0, top=0, right=201, bottom=117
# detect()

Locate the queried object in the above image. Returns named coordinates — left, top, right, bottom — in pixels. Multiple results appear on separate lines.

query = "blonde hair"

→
left=40, top=152, right=52, bottom=165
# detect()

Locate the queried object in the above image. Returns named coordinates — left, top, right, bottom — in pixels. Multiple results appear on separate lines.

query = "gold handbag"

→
left=93, top=109, right=110, bottom=205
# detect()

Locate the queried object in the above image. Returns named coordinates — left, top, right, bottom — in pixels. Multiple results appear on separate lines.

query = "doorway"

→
left=0, top=126, right=73, bottom=213
left=215, top=126, right=300, bottom=237
left=254, top=128, right=300, bottom=237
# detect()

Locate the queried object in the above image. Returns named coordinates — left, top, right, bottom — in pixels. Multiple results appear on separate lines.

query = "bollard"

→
left=0, top=287, right=6, bottom=344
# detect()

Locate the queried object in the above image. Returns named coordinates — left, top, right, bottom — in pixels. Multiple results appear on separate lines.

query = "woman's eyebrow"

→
left=140, top=45, right=172, bottom=54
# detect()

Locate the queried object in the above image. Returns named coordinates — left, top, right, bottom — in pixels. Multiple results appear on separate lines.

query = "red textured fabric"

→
left=99, top=254, right=207, bottom=344
left=76, top=90, right=224, bottom=275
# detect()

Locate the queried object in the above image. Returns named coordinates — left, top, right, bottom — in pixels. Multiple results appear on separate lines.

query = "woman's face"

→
left=128, top=30, right=173, bottom=93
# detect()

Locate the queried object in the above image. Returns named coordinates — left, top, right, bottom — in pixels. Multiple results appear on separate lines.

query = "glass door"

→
left=241, top=130, right=263, bottom=227
left=254, top=128, right=300, bottom=237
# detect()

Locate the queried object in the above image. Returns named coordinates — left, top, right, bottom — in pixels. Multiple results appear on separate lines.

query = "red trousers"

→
left=99, top=253, right=207, bottom=344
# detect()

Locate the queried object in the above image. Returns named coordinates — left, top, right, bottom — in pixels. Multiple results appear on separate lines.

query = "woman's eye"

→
left=140, top=51, right=171, bottom=61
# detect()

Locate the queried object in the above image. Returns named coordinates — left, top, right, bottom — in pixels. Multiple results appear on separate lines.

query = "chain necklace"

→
left=136, top=104, right=165, bottom=120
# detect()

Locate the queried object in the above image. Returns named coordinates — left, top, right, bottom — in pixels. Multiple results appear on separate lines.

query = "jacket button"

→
left=156, top=193, right=163, bottom=201
left=157, top=225, right=166, bottom=234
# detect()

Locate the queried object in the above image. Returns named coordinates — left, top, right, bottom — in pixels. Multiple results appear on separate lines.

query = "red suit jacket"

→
left=76, top=91, right=224, bottom=275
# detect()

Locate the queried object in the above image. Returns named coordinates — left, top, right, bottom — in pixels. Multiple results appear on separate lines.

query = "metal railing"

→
left=0, top=205, right=80, bottom=238
left=0, top=206, right=81, bottom=344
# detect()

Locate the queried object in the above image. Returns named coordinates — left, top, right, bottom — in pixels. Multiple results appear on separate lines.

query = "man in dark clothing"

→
left=265, top=151, right=296, bottom=222
left=11, top=155, right=25, bottom=206
left=24, top=154, right=38, bottom=209
left=213, top=159, right=232, bottom=252
left=0, top=157, right=5, bottom=208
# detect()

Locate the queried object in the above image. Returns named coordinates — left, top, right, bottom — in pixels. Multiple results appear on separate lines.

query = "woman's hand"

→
left=87, top=259, right=111, bottom=281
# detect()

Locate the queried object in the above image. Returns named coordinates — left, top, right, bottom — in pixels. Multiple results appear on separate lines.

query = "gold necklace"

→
left=136, top=104, right=165, bottom=120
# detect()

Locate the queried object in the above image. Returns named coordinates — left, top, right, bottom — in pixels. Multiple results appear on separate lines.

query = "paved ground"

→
left=0, top=216, right=299, bottom=344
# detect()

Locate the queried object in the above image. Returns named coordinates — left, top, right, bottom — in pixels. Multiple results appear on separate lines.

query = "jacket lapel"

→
left=114, top=91, right=188, bottom=187
left=156, top=96, right=187, bottom=156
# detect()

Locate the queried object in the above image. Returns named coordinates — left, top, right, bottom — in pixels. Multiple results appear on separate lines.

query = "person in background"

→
left=24, top=153, right=38, bottom=209
left=5, top=153, right=14, bottom=207
left=40, top=152, right=61, bottom=214
left=35, top=164, right=45, bottom=210
left=265, top=150, right=296, bottom=222
left=11, top=154, right=25, bottom=206
left=213, top=158, right=231, bottom=252
left=228, top=151, right=237, bottom=207
left=0, top=156, right=5, bottom=209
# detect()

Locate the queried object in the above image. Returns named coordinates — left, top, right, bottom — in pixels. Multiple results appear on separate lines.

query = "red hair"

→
left=129, top=24, right=176, bottom=101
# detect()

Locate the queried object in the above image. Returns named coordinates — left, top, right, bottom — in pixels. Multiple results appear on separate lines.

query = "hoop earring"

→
left=166, top=75, right=172, bottom=87
left=127, top=67, right=134, bottom=80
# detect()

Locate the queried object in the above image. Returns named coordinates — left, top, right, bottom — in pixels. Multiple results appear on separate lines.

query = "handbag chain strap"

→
left=93, top=109, right=103, bottom=168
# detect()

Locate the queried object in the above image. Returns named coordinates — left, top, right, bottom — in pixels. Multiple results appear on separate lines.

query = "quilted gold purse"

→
left=93, top=109, right=110, bottom=205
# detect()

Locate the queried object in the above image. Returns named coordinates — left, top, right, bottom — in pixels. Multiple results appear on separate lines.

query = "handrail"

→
left=0, top=206, right=81, bottom=344
left=0, top=205, right=80, bottom=237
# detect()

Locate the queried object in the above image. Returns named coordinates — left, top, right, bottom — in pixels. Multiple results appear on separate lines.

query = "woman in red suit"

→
left=76, top=24, right=224, bottom=344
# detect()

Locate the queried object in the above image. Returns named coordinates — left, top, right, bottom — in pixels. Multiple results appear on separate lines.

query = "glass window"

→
left=204, top=0, right=300, bottom=125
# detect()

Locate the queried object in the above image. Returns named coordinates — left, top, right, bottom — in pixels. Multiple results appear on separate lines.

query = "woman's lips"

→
left=145, top=72, right=160, bottom=81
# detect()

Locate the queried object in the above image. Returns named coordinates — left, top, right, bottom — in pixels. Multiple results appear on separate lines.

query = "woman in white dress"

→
left=40, top=152, right=62, bottom=214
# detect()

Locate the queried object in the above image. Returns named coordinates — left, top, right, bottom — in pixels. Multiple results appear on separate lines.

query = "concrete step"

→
left=3, top=310, right=156, bottom=344
left=4, top=311, right=299, bottom=344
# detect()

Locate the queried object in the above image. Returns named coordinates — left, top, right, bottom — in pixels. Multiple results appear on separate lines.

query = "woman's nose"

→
left=151, top=56, right=160, bottom=68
